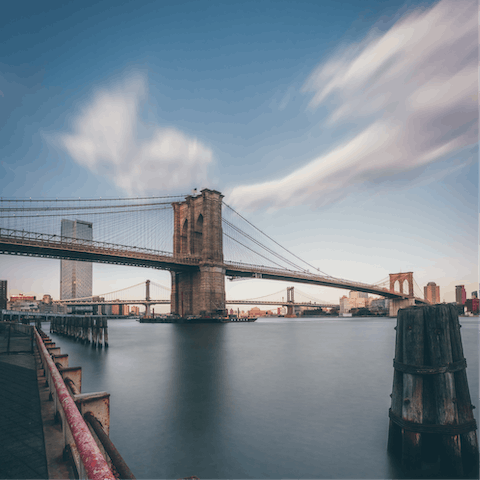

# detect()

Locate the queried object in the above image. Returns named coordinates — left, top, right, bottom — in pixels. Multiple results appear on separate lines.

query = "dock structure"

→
left=50, top=316, right=109, bottom=348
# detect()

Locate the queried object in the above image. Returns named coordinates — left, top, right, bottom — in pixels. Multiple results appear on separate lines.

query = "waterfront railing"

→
left=35, top=328, right=135, bottom=479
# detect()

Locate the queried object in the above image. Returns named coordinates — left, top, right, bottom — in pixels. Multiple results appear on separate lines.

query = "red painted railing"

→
left=35, top=329, right=116, bottom=480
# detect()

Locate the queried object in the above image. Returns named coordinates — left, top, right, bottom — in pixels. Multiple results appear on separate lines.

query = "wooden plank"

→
left=401, top=307, right=424, bottom=471
left=388, top=314, right=404, bottom=454
left=424, top=305, right=463, bottom=477
left=447, top=304, right=479, bottom=474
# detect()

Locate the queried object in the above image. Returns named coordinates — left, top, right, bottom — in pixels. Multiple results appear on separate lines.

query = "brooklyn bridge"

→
left=0, top=188, right=426, bottom=316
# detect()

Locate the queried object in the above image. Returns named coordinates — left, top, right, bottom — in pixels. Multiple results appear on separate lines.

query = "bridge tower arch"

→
left=389, top=272, right=414, bottom=296
left=171, top=189, right=226, bottom=317
left=389, top=272, right=415, bottom=316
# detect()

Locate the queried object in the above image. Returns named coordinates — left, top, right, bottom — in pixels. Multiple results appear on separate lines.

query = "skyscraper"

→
left=60, top=220, right=93, bottom=299
left=424, top=282, right=440, bottom=304
left=0, top=280, right=7, bottom=310
left=455, top=285, right=466, bottom=305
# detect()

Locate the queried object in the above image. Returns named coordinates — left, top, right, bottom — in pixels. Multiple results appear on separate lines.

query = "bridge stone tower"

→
left=389, top=272, right=415, bottom=316
left=170, top=189, right=226, bottom=317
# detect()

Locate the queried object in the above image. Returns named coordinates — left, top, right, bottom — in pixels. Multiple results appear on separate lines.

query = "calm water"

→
left=45, top=316, right=479, bottom=479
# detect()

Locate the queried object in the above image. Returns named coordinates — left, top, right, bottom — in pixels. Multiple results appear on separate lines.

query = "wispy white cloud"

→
left=227, top=0, right=477, bottom=211
left=55, top=75, right=213, bottom=195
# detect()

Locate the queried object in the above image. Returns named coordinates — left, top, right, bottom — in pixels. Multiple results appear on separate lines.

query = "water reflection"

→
left=157, top=324, right=228, bottom=478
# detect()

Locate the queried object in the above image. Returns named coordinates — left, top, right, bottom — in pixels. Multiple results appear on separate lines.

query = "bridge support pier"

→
left=389, top=297, right=415, bottom=317
left=171, top=266, right=226, bottom=317
left=170, top=189, right=226, bottom=317
left=285, top=305, right=295, bottom=318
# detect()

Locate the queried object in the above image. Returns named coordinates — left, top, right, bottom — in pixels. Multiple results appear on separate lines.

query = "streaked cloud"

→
left=228, top=0, right=477, bottom=211
left=55, top=75, right=213, bottom=194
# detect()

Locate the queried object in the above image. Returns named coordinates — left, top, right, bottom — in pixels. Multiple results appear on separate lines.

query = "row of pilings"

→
left=50, top=316, right=108, bottom=347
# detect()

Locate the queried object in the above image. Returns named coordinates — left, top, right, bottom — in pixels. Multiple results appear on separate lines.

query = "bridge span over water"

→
left=0, top=189, right=426, bottom=316
left=52, top=283, right=339, bottom=316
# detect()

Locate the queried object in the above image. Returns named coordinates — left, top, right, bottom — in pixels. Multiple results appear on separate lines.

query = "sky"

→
left=0, top=0, right=477, bottom=306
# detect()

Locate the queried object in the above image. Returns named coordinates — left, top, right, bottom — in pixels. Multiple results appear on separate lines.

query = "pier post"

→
left=98, top=317, right=103, bottom=348
left=103, top=318, right=108, bottom=347
left=388, top=304, right=478, bottom=477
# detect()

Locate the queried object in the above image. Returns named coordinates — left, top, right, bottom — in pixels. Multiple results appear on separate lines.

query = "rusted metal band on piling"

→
left=84, top=411, right=136, bottom=480
left=389, top=409, right=477, bottom=434
left=34, top=329, right=116, bottom=480
left=393, top=358, right=467, bottom=375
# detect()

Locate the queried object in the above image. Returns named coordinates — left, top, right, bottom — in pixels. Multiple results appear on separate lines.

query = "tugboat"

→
left=139, top=314, right=257, bottom=323
left=225, top=316, right=257, bottom=322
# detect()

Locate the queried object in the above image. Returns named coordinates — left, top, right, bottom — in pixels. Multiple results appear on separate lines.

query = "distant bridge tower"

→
left=389, top=272, right=415, bottom=316
left=285, top=286, right=295, bottom=318
left=170, top=189, right=226, bottom=317
left=145, top=280, right=151, bottom=317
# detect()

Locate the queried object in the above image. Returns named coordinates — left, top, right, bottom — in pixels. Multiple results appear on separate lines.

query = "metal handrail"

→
left=35, top=329, right=116, bottom=480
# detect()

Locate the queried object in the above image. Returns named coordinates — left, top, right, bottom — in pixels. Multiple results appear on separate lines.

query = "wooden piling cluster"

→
left=388, top=304, right=478, bottom=477
left=50, top=316, right=108, bottom=347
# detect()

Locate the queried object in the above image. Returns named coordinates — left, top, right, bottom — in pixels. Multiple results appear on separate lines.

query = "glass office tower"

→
left=60, top=220, right=93, bottom=299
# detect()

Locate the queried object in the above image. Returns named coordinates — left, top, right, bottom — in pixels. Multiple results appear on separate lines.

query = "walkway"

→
left=0, top=327, right=48, bottom=479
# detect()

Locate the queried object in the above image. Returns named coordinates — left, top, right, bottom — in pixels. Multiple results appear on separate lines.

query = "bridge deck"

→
left=0, top=229, right=424, bottom=303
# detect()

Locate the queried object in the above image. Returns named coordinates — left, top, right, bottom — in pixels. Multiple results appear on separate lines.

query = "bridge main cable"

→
left=222, top=202, right=334, bottom=277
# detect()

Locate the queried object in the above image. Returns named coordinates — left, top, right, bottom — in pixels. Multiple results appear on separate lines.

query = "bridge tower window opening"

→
left=193, top=214, right=203, bottom=255
left=181, top=219, right=188, bottom=255
left=394, top=280, right=401, bottom=293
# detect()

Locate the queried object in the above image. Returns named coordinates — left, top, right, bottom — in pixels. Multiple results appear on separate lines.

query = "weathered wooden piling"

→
left=103, top=318, right=109, bottom=347
left=388, top=304, right=478, bottom=477
left=98, top=317, right=103, bottom=348
left=92, top=317, right=99, bottom=347
left=46, top=315, right=108, bottom=348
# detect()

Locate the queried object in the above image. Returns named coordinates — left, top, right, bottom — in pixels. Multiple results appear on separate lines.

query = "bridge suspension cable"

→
left=0, top=196, right=187, bottom=254
left=222, top=202, right=333, bottom=277
left=413, top=277, right=424, bottom=299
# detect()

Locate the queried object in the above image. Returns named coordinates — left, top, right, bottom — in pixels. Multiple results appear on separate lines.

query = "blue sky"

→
left=1, top=0, right=477, bottom=305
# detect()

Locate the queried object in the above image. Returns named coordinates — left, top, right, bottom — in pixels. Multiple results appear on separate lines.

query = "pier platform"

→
left=0, top=331, right=48, bottom=479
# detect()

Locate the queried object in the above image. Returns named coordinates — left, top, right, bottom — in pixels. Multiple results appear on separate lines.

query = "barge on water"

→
left=139, top=315, right=257, bottom=324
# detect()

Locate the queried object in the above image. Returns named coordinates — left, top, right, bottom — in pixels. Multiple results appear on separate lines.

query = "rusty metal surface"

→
left=84, top=412, right=136, bottom=480
left=35, top=329, right=116, bottom=480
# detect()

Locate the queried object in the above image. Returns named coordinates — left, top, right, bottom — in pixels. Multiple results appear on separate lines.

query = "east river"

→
left=45, top=316, right=479, bottom=479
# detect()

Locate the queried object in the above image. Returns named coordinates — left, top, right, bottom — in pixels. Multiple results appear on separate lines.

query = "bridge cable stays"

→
left=0, top=195, right=189, bottom=255
left=222, top=202, right=333, bottom=277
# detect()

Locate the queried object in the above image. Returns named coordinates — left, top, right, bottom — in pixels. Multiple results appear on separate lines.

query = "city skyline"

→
left=1, top=0, right=477, bottom=304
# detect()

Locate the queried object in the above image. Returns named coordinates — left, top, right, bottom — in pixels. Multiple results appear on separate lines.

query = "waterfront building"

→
left=8, top=295, right=39, bottom=311
left=370, top=298, right=390, bottom=312
left=455, top=285, right=467, bottom=305
left=60, top=220, right=93, bottom=300
left=42, top=294, right=53, bottom=304
left=0, top=280, right=7, bottom=310
left=111, top=304, right=130, bottom=316
left=424, top=281, right=441, bottom=304
left=247, top=306, right=273, bottom=317
left=465, top=298, right=479, bottom=314
left=341, top=291, right=371, bottom=313
left=10, top=294, right=36, bottom=302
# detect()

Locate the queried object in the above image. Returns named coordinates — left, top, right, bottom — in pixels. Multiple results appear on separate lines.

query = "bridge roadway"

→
left=0, top=228, right=422, bottom=302
left=53, top=299, right=338, bottom=308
